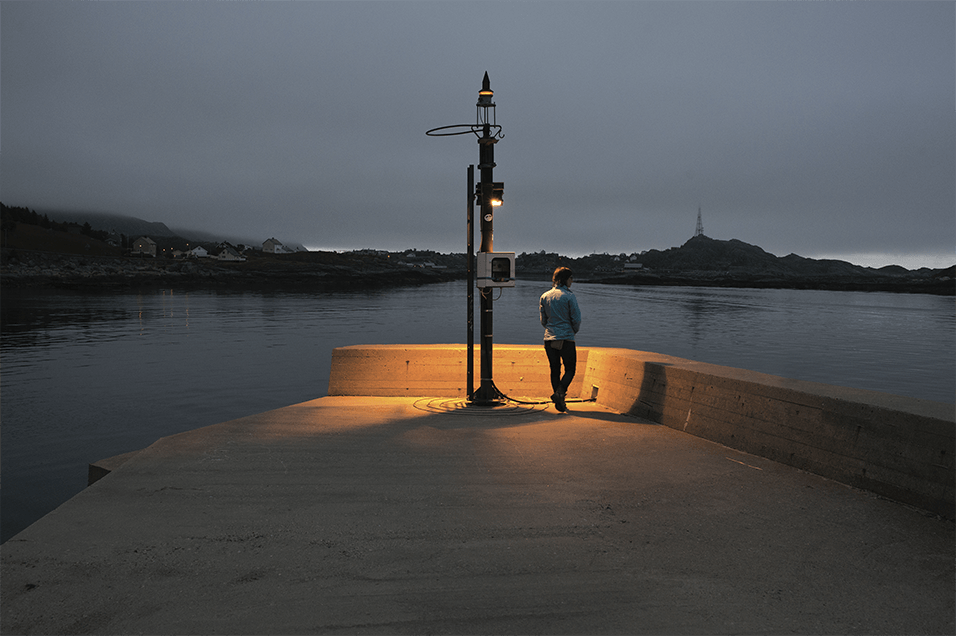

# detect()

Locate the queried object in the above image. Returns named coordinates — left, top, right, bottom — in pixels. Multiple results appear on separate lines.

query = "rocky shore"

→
left=0, top=249, right=463, bottom=290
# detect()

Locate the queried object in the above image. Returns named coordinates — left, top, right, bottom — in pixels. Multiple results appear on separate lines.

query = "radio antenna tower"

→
left=695, top=206, right=704, bottom=237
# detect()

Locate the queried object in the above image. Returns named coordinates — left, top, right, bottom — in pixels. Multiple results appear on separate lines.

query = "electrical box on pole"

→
left=476, top=252, right=515, bottom=287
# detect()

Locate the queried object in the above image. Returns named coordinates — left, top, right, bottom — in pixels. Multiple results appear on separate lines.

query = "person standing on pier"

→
left=540, top=267, right=582, bottom=412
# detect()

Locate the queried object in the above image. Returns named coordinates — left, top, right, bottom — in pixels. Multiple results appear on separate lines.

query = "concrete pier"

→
left=331, top=345, right=955, bottom=518
left=2, top=346, right=953, bottom=634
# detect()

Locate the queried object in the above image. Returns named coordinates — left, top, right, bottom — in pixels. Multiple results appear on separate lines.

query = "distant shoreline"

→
left=0, top=249, right=460, bottom=291
left=585, top=272, right=954, bottom=296
left=2, top=248, right=952, bottom=295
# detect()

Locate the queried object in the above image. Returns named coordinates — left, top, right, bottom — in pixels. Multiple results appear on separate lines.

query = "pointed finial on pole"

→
left=478, top=72, right=494, bottom=105
left=477, top=71, right=495, bottom=115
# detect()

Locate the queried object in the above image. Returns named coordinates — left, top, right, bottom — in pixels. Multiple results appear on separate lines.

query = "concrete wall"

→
left=329, top=344, right=955, bottom=518
left=329, top=344, right=589, bottom=400
left=582, top=348, right=954, bottom=519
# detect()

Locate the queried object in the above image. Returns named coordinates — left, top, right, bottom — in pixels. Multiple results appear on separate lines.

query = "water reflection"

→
left=1, top=290, right=133, bottom=347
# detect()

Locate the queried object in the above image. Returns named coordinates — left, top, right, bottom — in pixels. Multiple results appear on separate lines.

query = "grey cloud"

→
left=1, top=1, right=952, bottom=266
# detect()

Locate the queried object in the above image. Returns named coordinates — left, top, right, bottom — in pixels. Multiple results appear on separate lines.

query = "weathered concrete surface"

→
left=3, top=396, right=953, bottom=635
left=330, top=345, right=956, bottom=518
left=583, top=348, right=956, bottom=520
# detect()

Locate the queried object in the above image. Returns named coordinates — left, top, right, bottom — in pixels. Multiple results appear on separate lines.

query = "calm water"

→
left=2, top=281, right=953, bottom=542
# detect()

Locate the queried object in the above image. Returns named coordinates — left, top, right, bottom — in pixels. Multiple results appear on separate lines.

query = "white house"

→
left=216, top=246, right=245, bottom=261
left=262, top=238, right=284, bottom=254
left=131, top=236, right=157, bottom=257
left=187, top=246, right=209, bottom=258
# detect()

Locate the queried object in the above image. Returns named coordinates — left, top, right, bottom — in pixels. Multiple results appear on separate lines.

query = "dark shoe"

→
left=553, top=392, right=567, bottom=412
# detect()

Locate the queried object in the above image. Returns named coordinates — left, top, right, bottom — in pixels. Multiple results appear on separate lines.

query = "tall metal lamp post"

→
left=427, top=72, right=511, bottom=406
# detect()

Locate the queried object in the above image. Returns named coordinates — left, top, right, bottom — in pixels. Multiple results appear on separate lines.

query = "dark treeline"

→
left=1, top=202, right=131, bottom=248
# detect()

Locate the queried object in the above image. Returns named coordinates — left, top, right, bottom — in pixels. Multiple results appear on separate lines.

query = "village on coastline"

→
left=1, top=202, right=953, bottom=294
left=130, top=235, right=303, bottom=261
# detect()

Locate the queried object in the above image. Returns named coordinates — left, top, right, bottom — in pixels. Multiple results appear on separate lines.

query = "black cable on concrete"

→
left=412, top=397, right=543, bottom=416
left=411, top=382, right=596, bottom=416
left=489, top=381, right=597, bottom=407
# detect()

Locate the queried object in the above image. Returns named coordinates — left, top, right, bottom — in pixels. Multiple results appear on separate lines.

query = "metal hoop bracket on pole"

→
left=425, top=124, right=503, bottom=140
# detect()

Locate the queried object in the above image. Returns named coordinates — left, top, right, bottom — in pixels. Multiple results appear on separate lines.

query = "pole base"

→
left=469, top=383, right=506, bottom=407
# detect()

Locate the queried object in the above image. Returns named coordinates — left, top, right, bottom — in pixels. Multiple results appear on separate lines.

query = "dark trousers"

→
left=544, top=340, right=576, bottom=396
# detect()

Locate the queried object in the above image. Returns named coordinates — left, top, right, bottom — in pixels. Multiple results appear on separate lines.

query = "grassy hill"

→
left=2, top=222, right=123, bottom=257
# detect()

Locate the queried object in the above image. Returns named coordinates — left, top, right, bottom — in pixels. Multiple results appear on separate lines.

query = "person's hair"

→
left=552, top=267, right=573, bottom=286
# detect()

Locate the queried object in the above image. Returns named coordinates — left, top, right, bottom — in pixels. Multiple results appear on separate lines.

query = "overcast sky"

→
left=2, top=2, right=953, bottom=268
